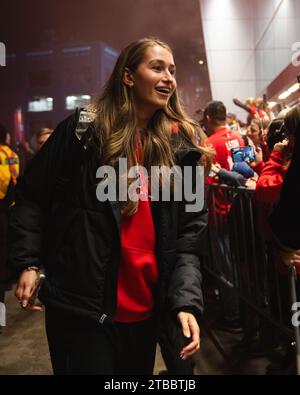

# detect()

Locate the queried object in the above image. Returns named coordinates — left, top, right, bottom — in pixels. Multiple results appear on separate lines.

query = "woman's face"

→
left=129, top=45, right=177, bottom=119
left=247, top=120, right=263, bottom=145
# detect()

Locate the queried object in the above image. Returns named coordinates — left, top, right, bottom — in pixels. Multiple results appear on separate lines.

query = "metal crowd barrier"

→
left=203, top=183, right=300, bottom=374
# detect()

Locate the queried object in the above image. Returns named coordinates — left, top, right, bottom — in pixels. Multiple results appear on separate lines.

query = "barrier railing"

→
left=203, top=183, right=300, bottom=374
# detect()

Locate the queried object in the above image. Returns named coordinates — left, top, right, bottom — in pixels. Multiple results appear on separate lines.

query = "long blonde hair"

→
left=93, top=38, right=212, bottom=215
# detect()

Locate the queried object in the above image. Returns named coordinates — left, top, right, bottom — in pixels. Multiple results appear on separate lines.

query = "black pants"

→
left=45, top=308, right=157, bottom=375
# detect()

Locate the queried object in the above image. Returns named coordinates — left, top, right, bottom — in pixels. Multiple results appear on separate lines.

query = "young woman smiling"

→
left=10, top=38, right=211, bottom=375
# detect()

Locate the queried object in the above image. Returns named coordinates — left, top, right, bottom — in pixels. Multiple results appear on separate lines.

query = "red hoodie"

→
left=255, top=150, right=288, bottom=206
left=115, top=124, right=181, bottom=322
left=114, top=142, right=158, bottom=323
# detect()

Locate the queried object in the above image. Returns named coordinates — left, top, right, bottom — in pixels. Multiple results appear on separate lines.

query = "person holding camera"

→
left=9, top=38, right=211, bottom=375
left=255, top=110, right=292, bottom=209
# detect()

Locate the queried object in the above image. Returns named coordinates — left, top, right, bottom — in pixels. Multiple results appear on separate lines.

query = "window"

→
left=28, top=97, right=53, bottom=112
left=65, top=95, right=91, bottom=110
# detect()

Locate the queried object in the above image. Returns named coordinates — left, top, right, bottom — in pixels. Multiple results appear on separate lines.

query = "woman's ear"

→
left=123, top=67, right=134, bottom=87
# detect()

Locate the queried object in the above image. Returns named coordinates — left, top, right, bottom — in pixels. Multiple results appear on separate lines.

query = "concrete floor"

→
left=0, top=288, right=271, bottom=375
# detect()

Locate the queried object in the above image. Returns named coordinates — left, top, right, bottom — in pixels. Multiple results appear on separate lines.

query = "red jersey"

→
left=206, top=127, right=244, bottom=219
left=207, top=126, right=244, bottom=170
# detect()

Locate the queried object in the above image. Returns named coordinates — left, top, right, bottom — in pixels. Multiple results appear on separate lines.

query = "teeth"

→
left=156, top=87, right=170, bottom=93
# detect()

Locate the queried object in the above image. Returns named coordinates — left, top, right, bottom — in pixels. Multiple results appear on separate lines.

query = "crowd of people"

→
left=0, top=37, right=299, bottom=375
left=201, top=98, right=300, bottom=374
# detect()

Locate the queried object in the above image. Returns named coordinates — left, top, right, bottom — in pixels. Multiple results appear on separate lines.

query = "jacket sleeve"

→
left=8, top=112, right=80, bottom=276
left=167, top=166, right=208, bottom=321
left=255, top=150, right=286, bottom=205
left=218, top=169, right=247, bottom=187
left=251, top=160, right=265, bottom=176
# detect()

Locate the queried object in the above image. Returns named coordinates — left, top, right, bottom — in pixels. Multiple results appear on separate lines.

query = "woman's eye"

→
left=152, top=66, right=161, bottom=71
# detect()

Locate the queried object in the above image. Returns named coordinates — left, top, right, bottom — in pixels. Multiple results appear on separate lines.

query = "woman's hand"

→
left=177, top=311, right=200, bottom=360
left=274, top=138, right=289, bottom=153
left=211, top=163, right=221, bottom=175
left=280, top=249, right=300, bottom=268
left=15, top=270, right=43, bottom=311
left=254, top=145, right=263, bottom=164
left=245, top=177, right=257, bottom=190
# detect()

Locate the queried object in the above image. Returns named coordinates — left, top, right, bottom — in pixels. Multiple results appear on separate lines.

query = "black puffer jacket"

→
left=9, top=109, right=208, bottom=325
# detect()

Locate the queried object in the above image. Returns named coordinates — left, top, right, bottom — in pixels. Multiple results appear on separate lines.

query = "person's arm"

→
left=255, top=149, right=286, bottom=205
left=206, top=163, right=247, bottom=187
left=168, top=164, right=208, bottom=359
left=218, top=168, right=247, bottom=187
left=9, top=111, right=82, bottom=308
left=233, top=97, right=252, bottom=113
left=250, top=146, right=265, bottom=175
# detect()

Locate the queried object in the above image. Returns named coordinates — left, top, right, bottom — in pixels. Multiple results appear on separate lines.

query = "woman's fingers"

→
left=14, top=271, right=39, bottom=309
left=177, top=312, right=201, bottom=360
left=280, top=249, right=300, bottom=267
left=180, top=337, right=200, bottom=359
left=180, top=323, right=200, bottom=359
left=14, top=283, right=24, bottom=301
left=21, top=285, right=34, bottom=308
left=30, top=305, right=44, bottom=312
